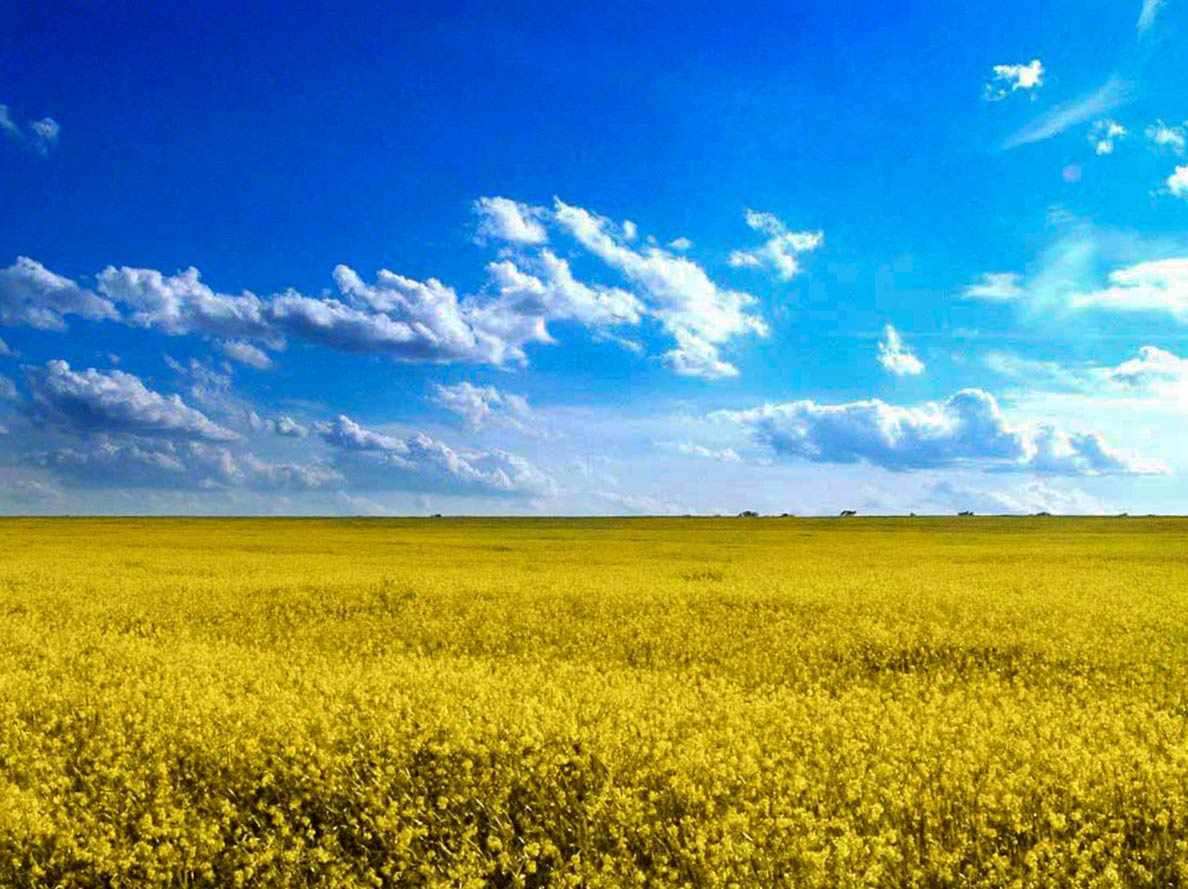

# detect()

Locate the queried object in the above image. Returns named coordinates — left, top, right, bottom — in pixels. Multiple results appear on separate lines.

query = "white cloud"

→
left=1138, top=0, right=1165, bottom=34
left=926, top=480, right=1108, bottom=515
left=1168, top=166, right=1188, bottom=198
left=727, top=209, right=823, bottom=282
left=668, top=441, right=742, bottom=463
left=1146, top=120, right=1186, bottom=154
left=553, top=198, right=770, bottom=379
left=1106, top=345, right=1188, bottom=392
left=985, top=60, right=1044, bottom=101
left=473, top=196, right=548, bottom=246
left=0, top=257, right=118, bottom=331
left=28, top=360, right=238, bottom=442
left=484, top=250, right=642, bottom=331
left=318, top=414, right=555, bottom=496
left=667, top=237, right=693, bottom=251
left=431, top=381, right=535, bottom=431
left=715, top=388, right=1161, bottom=475
left=220, top=340, right=274, bottom=370
left=1004, top=76, right=1132, bottom=149
left=963, top=272, right=1026, bottom=301
left=35, top=438, right=339, bottom=491
left=877, top=325, right=925, bottom=376
left=1089, top=119, right=1126, bottom=156
left=1069, top=258, right=1188, bottom=314
left=97, top=266, right=271, bottom=339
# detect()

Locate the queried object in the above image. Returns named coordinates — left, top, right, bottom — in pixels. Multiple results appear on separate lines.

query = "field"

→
left=3, top=517, right=1188, bottom=887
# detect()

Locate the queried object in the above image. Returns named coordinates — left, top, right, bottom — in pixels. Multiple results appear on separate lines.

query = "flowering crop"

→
left=1, top=516, right=1187, bottom=886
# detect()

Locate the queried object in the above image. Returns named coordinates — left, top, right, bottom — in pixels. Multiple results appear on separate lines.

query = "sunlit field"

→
left=3, top=517, right=1188, bottom=887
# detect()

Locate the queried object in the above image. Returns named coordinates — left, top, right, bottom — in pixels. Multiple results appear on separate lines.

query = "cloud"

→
left=963, top=272, right=1026, bottom=301
left=667, top=237, right=693, bottom=251
left=1168, top=166, right=1188, bottom=198
left=1138, top=0, right=1165, bottom=34
left=926, top=480, right=1108, bottom=516
left=727, top=209, right=824, bottom=282
left=28, top=118, right=60, bottom=155
left=484, top=250, right=642, bottom=330
left=0, top=257, right=118, bottom=331
left=1068, top=258, right=1188, bottom=314
left=552, top=198, right=770, bottom=379
left=318, top=414, right=554, bottom=496
left=28, top=360, right=238, bottom=442
left=220, top=340, right=274, bottom=369
left=8, top=197, right=818, bottom=382
left=473, top=196, right=548, bottom=245
left=431, top=381, right=535, bottom=431
left=1004, top=77, right=1132, bottom=149
left=34, top=438, right=339, bottom=491
left=1089, top=119, right=1126, bottom=156
left=715, top=388, right=1161, bottom=475
left=1106, top=345, right=1188, bottom=392
left=985, top=60, right=1044, bottom=101
left=96, top=266, right=271, bottom=339
left=877, top=325, right=925, bottom=376
left=1146, top=120, right=1186, bottom=154
left=667, top=441, right=742, bottom=463
left=0, top=103, right=60, bottom=154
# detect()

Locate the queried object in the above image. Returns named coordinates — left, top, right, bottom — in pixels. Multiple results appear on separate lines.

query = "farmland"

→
left=2, top=517, right=1188, bottom=887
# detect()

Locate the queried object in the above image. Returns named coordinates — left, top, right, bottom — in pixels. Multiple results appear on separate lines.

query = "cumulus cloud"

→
left=431, top=381, right=535, bottom=431
left=1089, top=119, right=1126, bottom=156
left=877, top=325, right=925, bottom=376
left=727, top=209, right=823, bottom=282
left=1106, top=345, right=1188, bottom=392
left=34, top=438, right=339, bottom=491
left=985, top=60, right=1044, bottom=101
left=667, top=237, right=694, bottom=251
left=220, top=340, right=274, bottom=369
left=484, top=250, right=642, bottom=333
left=318, top=414, right=554, bottom=496
left=553, top=198, right=770, bottom=379
left=715, top=388, right=1161, bottom=476
left=96, top=266, right=271, bottom=339
left=1168, top=166, right=1188, bottom=199
left=28, top=360, right=237, bottom=442
left=1146, top=120, right=1186, bottom=154
left=926, top=480, right=1108, bottom=516
left=7, top=197, right=819, bottom=382
left=473, top=196, right=548, bottom=245
left=1068, top=258, right=1188, bottom=314
left=963, top=272, right=1026, bottom=301
left=0, top=257, right=118, bottom=331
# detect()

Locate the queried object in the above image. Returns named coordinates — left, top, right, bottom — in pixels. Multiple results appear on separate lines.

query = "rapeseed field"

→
left=2, top=516, right=1187, bottom=887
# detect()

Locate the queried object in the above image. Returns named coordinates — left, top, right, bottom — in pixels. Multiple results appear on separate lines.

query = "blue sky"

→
left=2, top=0, right=1188, bottom=515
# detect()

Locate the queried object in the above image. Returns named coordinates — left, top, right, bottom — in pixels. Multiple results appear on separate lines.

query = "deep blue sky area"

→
left=1, top=0, right=1186, bottom=515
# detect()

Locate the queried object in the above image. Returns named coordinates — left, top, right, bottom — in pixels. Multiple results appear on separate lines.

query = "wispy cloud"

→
left=876, top=325, right=925, bottom=376
left=0, top=103, right=59, bottom=155
left=1137, top=0, right=1166, bottom=35
left=1004, top=77, right=1133, bottom=150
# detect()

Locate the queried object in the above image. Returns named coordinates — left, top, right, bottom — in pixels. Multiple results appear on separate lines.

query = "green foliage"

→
left=1, top=516, right=1187, bottom=887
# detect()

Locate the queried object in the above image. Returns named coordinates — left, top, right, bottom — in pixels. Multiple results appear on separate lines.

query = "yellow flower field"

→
left=2, top=516, right=1187, bottom=887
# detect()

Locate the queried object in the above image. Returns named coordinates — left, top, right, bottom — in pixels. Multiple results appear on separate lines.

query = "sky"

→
left=2, top=0, right=1188, bottom=516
